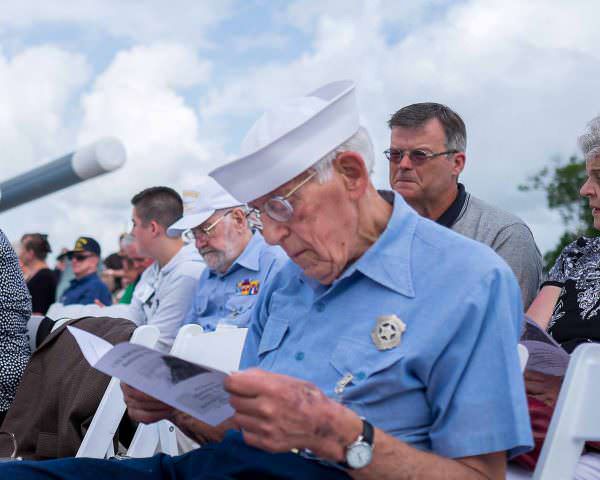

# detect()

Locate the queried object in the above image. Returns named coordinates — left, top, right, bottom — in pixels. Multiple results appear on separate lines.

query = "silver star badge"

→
left=371, top=314, right=406, bottom=350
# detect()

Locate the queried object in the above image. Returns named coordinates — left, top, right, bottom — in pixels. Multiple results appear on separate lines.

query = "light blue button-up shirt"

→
left=240, top=193, right=533, bottom=459
left=183, top=232, right=288, bottom=331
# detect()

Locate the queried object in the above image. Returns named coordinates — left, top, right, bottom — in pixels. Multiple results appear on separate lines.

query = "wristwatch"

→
left=342, top=417, right=374, bottom=469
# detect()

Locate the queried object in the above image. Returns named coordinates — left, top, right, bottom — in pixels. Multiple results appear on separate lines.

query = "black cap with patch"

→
left=58, top=236, right=101, bottom=259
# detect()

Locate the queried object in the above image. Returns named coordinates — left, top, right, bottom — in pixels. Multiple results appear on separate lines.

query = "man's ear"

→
left=230, top=208, right=247, bottom=230
left=149, top=220, right=162, bottom=238
left=333, top=152, right=369, bottom=199
left=452, top=152, right=466, bottom=177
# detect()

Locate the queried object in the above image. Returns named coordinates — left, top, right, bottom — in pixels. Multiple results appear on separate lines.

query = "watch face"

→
left=346, top=441, right=373, bottom=469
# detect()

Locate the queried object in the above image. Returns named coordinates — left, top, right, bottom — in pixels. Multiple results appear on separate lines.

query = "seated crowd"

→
left=0, top=80, right=599, bottom=479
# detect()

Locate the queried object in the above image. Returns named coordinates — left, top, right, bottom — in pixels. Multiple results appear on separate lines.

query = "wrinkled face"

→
left=124, top=242, right=152, bottom=280
left=249, top=170, right=358, bottom=285
left=71, top=252, right=98, bottom=278
left=580, top=155, right=600, bottom=229
left=194, top=212, right=241, bottom=273
left=130, top=208, right=154, bottom=257
left=389, top=118, right=463, bottom=213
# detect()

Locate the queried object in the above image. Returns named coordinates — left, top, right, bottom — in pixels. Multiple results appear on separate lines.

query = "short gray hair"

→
left=579, top=116, right=600, bottom=161
left=312, top=126, right=374, bottom=182
left=388, top=103, right=467, bottom=152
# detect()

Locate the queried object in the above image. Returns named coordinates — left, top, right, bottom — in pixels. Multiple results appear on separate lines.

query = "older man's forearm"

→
left=347, top=428, right=506, bottom=480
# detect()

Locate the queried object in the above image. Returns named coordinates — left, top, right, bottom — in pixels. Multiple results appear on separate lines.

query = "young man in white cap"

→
left=167, top=176, right=287, bottom=332
left=100, top=187, right=205, bottom=352
left=3, top=82, right=531, bottom=479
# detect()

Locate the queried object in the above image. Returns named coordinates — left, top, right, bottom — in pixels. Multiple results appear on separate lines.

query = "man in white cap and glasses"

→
left=2, top=81, right=531, bottom=479
left=167, top=176, right=287, bottom=332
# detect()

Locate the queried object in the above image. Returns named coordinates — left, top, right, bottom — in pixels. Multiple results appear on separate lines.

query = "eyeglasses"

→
left=256, top=171, right=317, bottom=223
left=184, top=210, right=233, bottom=242
left=383, top=148, right=458, bottom=166
left=71, top=253, right=94, bottom=262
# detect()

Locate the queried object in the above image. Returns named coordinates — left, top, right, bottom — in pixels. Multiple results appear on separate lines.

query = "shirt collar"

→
left=70, top=272, right=97, bottom=285
left=435, top=183, right=467, bottom=228
left=334, top=192, right=417, bottom=298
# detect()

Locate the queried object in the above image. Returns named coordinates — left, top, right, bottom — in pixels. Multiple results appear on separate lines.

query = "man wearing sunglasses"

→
left=166, top=176, right=287, bottom=332
left=58, top=236, right=112, bottom=306
left=386, top=103, right=542, bottom=309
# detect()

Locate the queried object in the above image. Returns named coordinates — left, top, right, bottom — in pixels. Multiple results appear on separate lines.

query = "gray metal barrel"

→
left=0, top=138, right=126, bottom=213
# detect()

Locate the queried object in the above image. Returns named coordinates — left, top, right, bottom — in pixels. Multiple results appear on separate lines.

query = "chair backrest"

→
left=533, top=343, right=600, bottom=479
left=518, top=343, right=529, bottom=373
left=174, top=325, right=248, bottom=373
left=126, top=325, right=248, bottom=458
left=76, top=325, right=160, bottom=458
left=26, top=315, right=45, bottom=352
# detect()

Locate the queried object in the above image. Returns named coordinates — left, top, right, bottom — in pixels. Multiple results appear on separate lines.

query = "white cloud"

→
left=0, top=0, right=234, bottom=47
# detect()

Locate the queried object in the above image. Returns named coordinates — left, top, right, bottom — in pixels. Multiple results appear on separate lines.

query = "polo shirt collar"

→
left=336, top=192, right=417, bottom=298
left=70, top=272, right=97, bottom=286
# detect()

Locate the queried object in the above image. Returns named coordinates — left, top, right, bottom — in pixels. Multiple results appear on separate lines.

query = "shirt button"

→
left=356, top=371, right=366, bottom=381
left=295, top=351, right=305, bottom=361
left=315, top=301, right=325, bottom=312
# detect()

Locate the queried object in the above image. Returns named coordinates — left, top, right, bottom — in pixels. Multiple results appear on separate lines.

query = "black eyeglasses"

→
left=71, top=253, right=94, bottom=262
left=383, top=148, right=459, bottom=166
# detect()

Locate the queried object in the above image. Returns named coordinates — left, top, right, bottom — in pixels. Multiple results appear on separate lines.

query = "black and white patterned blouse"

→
left=545, top=236, right=600, bottom=353
left=0, top=229, right=32, bottom=412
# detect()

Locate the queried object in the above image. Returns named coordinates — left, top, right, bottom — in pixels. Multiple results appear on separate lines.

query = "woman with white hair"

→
left=516, top=116, right=600, bottom=478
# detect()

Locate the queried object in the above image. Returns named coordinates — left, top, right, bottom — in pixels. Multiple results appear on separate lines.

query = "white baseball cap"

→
left=209, top=80, right=359, bottom=202
left=167, top=176, right=243, bottom=237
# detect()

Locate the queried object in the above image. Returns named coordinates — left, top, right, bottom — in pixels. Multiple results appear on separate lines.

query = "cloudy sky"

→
left=1, top=0, right=599, bottom=259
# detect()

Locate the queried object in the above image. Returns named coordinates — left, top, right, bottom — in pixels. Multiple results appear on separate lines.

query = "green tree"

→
left=519, top=155, right=597, bottom=271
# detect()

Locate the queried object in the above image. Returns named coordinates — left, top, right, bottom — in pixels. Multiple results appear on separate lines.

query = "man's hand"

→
left=524, top=370, right=563, bottom=407
left=94, top=299, right=106, bottom=307
left=172, top=411, right=234, bottom=445
left=224, top=369, right=361, bottom=462
left=121, top=383, right=175, bottom=423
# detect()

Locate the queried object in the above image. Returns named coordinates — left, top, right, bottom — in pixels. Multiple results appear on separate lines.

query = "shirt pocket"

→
left=225, top=295, right=256, bottom=321
left=257, top=318, right=289, bottom=367
left=329, top=337, right=404, bottom=403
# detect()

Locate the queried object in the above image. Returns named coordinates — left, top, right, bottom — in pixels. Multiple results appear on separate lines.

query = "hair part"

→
left=388, top=102, right=467, bottom=152
left=579, top=116, right=600, bottom=162
left=131, top=186, right=183, bottom=229
left=21, top=233, right=51, bottom=260
left=312, top=126, right=375, bottom=183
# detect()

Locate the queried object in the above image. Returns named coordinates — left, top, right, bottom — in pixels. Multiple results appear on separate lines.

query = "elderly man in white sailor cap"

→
left=2, top=81, right=532, bottom=479
left=167, top=176, right=287, bottom=332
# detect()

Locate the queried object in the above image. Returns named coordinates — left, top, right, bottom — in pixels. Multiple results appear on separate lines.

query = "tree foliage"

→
left=519, top=155, right=597, bottom=271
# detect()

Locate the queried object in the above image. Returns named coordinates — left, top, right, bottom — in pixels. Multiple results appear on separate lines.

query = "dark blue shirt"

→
left=60, top=272, right=112, bottom=306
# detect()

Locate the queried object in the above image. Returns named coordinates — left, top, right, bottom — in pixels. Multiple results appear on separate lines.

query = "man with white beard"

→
left=167, top=176, right=287, bottom=332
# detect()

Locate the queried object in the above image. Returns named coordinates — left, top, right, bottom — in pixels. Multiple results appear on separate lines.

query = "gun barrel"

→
left=0, top=138, right=126, bottom=213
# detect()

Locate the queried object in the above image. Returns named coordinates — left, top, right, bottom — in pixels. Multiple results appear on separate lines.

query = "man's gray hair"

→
left=388, top=103, right=467, bottom=152
left=312, top=126, right=375, bottom=182
left=578, top=116, right=600, bottom=161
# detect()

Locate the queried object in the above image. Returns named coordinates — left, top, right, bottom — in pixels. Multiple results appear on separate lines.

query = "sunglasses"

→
left=71, top=253, right=94, bottom=262
left=383, top=148, right=458, bottom=166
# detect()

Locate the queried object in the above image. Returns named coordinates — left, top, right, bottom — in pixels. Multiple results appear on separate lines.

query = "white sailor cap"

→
left=167, top=176, right=243, bottom=237
left=209, top=80, right=359, bottom=202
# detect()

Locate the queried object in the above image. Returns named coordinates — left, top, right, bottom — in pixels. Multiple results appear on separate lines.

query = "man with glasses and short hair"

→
left=167, top=175, right=287, bottom=332
left=386, top=102, right=542, bottom=308
left=59, top=236, right=112, bottom=306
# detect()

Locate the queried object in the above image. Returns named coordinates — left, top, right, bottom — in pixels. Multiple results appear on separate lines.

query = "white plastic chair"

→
left=518, top=344, right=529, bottom=373
left=531, top=343, right=600, bottom=479
left=126, top=325, right=248, bottom=458
left=76, top=324, right=160, bottom=458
